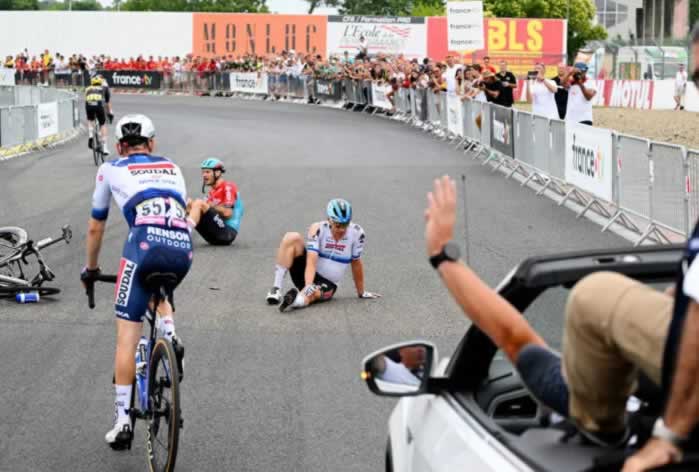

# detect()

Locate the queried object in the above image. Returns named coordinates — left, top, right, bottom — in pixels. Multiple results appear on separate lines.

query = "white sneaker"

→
left=105, top=422, right=133, bottom=450
left=103, top=149, right=111, bottom=156
left=266, top=287, right=281, bottom=305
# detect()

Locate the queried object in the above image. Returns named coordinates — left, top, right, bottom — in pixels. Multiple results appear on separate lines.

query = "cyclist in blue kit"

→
left=80, top=114, right=191, bottom=450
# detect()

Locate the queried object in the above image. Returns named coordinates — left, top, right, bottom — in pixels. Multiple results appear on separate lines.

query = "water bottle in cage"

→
left=135, top=337, right=148, bottom=377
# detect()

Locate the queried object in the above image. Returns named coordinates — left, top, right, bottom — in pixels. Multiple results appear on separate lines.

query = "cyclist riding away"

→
left=187, top=158, right=244, bottom=246
left=266, top=198, right=381, bottom=312
left=80, top=114, right=191, bottom=450
left=85, top=76, right=111, bottom=155
left=97, top=74, right=114, bottom=124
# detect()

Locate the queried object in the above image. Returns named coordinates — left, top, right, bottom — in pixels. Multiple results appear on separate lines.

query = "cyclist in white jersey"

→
left=266, top=198, right=381, bottom=312
left=80, top=114, right=192, bottom=450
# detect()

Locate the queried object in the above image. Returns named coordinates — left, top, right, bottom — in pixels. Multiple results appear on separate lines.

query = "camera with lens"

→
left=573, top=72, right=582, bottom=82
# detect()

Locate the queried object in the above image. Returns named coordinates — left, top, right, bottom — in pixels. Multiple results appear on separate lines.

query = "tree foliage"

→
left=0, top=0, right=39, bottom=9
left=120, top=0, right=267, bottom=12
left=305, top=0, right=340, bottom=14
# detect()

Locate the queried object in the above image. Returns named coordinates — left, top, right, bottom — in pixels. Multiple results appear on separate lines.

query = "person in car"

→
left=424, top=165, right=699, bottom=471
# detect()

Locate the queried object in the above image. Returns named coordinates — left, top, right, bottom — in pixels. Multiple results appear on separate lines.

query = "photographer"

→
left=527, top=63, right=559, bottom=119
left=564, top=62, right=596, bottom=126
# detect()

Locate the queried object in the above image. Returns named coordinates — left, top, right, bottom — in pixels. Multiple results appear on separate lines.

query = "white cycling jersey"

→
left=91, top=154, right=188, bottom=229
left=306, top=221, right=365, bottom=284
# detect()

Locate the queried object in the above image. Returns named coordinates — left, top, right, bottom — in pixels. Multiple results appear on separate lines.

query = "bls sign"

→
left=193, top=14, right=327, bottom=57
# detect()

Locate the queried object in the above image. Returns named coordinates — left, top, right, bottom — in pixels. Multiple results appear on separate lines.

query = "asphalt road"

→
left=0, top=95, right=626, bottom=472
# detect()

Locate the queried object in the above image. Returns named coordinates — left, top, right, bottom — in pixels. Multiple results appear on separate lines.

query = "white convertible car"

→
left=362, top=245, right=699, bottom=472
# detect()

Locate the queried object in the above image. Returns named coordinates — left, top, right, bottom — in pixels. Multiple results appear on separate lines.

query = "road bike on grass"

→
left=0, top=225, right=71, bottom=298
left=86, top=272, right=183, bottom=472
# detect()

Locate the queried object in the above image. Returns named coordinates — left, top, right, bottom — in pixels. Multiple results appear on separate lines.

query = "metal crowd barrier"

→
left=0, top=85, right=79, bottom=149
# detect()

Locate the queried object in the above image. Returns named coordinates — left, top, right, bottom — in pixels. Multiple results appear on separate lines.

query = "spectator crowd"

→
left=3, top=47, right=598, bottom=124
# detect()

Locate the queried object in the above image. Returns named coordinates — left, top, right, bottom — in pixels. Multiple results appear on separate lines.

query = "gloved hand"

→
left=80, top=266, right=101, bottom=288
left=107, top=113, right=114, bottom=124
left=359, top=291, right=381, bottom=299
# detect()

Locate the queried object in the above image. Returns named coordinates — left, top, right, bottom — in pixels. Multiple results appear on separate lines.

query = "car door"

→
left=388, top=393, right=532, bottom=472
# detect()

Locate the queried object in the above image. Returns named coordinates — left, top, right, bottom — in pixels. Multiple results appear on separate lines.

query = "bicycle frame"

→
left=0, top=225, right=72, bottom=286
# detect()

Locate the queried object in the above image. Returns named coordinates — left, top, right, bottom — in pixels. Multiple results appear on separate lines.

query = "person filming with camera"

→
left=564, top=62, right=596, bottom=126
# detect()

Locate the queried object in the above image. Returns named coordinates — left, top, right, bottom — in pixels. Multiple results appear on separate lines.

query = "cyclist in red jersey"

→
left=187, top=158, right=244, bottom=246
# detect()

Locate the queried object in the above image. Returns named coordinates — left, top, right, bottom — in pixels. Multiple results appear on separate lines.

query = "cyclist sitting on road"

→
left=81, top=114, right=191, bottom=450
left=85, top=76, right=111, bottom=155
left=186, top=158, right=244, bottom=246
left=96, top=74, right=114, bottom=124
left=266, top=198, right=381, bottom=312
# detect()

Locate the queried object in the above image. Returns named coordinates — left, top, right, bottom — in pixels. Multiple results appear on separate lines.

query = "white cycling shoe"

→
left=105, top=422, right=133, bottom=450
left=266, top=287, right=281, bottom=305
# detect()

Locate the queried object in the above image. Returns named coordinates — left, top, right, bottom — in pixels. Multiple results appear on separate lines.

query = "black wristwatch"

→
left=429, top=241, right=461, bottom=269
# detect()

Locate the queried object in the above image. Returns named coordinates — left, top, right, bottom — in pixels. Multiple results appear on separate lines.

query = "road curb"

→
left=0, top=125, right=86, bottom=161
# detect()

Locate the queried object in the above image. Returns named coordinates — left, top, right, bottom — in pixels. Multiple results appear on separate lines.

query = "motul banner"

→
left=515, top=79, right=659, bottom=110
left=100, top=70, right=162, bottom=89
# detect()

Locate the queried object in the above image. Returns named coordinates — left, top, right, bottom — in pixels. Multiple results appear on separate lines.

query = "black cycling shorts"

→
left=289, top=249, right=338, bottom=300
left=86, top=105, right=106, bottom=126
left=195, top=208, right=237, bottom=246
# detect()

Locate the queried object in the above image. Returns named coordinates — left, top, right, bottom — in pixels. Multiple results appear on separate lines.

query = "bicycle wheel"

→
left=92, top=132, right=101, bottom=166
left=146, top=338, right=181, bottom=472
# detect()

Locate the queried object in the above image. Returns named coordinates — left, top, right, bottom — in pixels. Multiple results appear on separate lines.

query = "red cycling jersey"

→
left=207, top=180, right=238, bottom=208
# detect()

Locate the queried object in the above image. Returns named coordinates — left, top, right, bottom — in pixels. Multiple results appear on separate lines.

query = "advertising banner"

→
left=193, top=14, right=327, bottom=58
left=37, top=101, right=58, bottom=139
left=230, top=72, right=268, bottom=94
left=428, top=17, right=567, bottom=75
left=603, top=80, right=654, bottom=109
left=490, top=105, right=514, bottom=157
left=315, top=79, right=342, bottom=101
left=100, top=70, right=162, bottom=89
left=446, top=2, right=484, bottom=51
left=0, top=68, right=15, bottom=86
left=327, top=16, right=426, bottom=58
left=446, top=94, right=463, bottom=136
left=371, top=83, right=393, bottom=110
left=565, top=122, right=614, bottom=201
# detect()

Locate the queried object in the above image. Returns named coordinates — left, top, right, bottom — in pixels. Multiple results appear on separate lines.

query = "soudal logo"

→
left=111, top=72, right=153, bottom=86
left=608, top=80, right=653, bottom=109
left=571, top=134, right=603, bottom=180
left=116, top=258, right=137, bottom=307
left=128, top=163, right=177, bottom=176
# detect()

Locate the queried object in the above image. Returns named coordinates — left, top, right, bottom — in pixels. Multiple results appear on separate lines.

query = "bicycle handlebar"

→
left=86, top=274, right=118, bottom=310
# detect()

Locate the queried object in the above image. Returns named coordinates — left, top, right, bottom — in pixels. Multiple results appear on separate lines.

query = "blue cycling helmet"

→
left=200, top=158, right=225, bottom=172
left=327, top=198, right=352, bottom=224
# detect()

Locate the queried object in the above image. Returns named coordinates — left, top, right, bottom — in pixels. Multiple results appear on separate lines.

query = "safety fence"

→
left=28, top=68, right=696, bottom=244
left=0, top=86, right=80, bottom=150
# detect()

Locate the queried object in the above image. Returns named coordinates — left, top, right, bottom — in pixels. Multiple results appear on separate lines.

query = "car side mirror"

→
left=361, top=341, right=436, bottom=397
